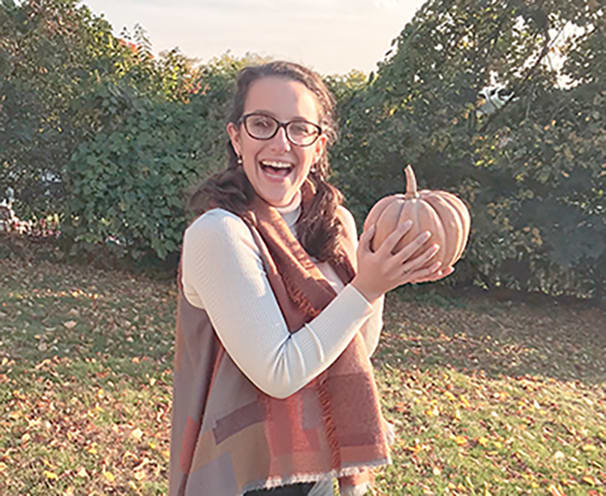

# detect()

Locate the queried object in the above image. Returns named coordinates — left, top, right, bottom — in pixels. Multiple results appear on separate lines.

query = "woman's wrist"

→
left=350, top=276, right=382, bottom=304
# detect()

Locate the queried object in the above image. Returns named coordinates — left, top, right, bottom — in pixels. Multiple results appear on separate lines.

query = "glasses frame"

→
left=239, top=112, right=323, bottom=147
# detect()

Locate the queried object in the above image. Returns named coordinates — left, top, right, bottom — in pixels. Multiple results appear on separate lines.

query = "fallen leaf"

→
left=425, top=405, right=440, bottom=416
left=477, top=436, right=489, bottom=447
left=548, top=484, right=566, bottom=496
left=103, top=470, right=115, bottom=483
left=443, top=391, right=456, bottom=402
left=9, top=410, right=22, bottom=420
left=64, top=320, right=77, bottom=330
left=131, top=427, right=144, bottom=441
left=582, top=475, right=597, bottom=486
left=405, top=444, right=422, bottom=455
left=44, top=470, right=59, bottom=480
left=454, top=435, right=468, bottom=446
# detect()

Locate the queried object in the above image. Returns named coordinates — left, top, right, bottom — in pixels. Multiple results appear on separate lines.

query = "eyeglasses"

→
left=239, top=113, right=323, bottom=147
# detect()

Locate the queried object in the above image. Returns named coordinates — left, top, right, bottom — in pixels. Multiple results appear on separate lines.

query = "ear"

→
left=313, top=134, right=328, bottom=164
left=226, top=122, right=242, bottom=157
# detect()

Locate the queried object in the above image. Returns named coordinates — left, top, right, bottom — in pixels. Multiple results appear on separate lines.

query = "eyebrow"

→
left=245, top=110, right=317, bottom=123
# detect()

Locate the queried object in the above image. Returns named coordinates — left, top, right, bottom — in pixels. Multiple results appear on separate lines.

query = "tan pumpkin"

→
left=364, top=165, right=471, bottom=268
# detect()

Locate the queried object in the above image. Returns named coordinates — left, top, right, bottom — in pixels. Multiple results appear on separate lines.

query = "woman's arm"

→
left=181, top=209, right=375, bottom=399
left=337, top=206, right=385, bottom=357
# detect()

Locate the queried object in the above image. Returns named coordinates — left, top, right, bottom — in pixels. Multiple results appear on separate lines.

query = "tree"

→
left=1, top=0, right=120, bottom=216
left=334, top=0, right=605, bottom=297
left=0, top=0, right=197, bottom=218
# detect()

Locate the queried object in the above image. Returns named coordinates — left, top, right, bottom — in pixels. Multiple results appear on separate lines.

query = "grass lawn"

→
left=1, top=255, right=605, bottom=495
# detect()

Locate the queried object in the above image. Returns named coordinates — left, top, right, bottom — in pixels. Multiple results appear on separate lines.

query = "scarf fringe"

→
left=241, top=457, right=391, bottom=495
left=282, top=271, right=322, bottom=319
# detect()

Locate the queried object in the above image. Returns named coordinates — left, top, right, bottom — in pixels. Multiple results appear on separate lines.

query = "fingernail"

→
left=433, top=244, right=440, bottom=251
left=423, top=231, right=432, bottom=240
left=402, top=220, right=412, bottom=228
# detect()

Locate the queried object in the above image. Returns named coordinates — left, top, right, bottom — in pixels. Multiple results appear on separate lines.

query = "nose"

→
left=269, top=125, right=292, bottom=152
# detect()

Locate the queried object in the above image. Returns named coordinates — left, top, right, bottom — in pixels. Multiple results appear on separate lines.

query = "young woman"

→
left=169, top=61, right=453, bottom=496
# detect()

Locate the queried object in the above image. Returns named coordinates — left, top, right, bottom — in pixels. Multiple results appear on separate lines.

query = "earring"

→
left=237, top=155, right=243, bottom=165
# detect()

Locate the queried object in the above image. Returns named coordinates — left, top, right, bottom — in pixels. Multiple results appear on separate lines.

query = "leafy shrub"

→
left=331, top=0, right=605, bottom=298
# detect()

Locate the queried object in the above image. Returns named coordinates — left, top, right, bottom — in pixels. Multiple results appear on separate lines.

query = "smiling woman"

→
left=225, top=77, right=326, bottom=208
left=169, top=60, right=451, bottom=496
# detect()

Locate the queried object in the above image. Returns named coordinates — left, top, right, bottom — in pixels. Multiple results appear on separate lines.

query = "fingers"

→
left=407, top=265, right=455, bottom=284
left=358, top=224, right=376, bottom=254
left=403, top=260, right=441, bottom=279
left=399, top=242, right=440, bottom=273
left=377, top=220, right=413, bottom=255
left=433, top=266, right=455, bottom=280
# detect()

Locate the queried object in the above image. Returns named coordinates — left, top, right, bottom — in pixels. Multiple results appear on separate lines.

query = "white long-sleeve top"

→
left=181, top=195, right=385, bottom=399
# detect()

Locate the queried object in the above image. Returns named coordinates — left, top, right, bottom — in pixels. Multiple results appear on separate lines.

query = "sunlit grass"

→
left=1, top=256, right=605, bottom=495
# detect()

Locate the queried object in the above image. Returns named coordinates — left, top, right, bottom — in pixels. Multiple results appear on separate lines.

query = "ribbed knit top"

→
left=181, top=194, right=384, bottom=399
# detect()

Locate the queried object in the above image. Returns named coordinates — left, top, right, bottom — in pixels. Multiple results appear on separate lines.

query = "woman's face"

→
left=227, top=76, right=327, bottom=208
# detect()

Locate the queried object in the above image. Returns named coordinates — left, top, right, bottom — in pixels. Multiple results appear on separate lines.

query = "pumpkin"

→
left=364, top=165, right=471, bottom=269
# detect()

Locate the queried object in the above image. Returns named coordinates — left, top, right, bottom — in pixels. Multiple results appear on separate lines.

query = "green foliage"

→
left=0, top=0, right=132, bottom=216
left=1, top=0, right=76, bottom=213
left=0, top=0, right=204, bottom=218
left=1, top=0, right=239, bottom=262
left=2, top=0, right=605, bottom=297
left=332, top=0, right=606, bottom=298
left=65, top=69, right=235, bottom=261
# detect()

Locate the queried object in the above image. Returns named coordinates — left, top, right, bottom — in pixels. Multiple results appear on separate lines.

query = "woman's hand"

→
left=350, top=221, right=454, bottom=303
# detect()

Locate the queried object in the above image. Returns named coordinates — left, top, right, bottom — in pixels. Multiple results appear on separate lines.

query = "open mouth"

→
left=260, top=160, right=294, bottom=178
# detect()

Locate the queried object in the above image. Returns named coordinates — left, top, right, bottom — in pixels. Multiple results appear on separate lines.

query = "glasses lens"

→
left=245, top=114, right=278, bottom=139
left=286, top=121, right=320, bottom=146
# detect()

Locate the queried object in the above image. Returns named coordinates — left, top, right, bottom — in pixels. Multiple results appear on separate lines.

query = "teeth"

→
left=261, top=160, right=293, bottom=169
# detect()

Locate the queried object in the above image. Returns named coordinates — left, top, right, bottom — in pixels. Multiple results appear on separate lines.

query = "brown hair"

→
left=187, top=61, right=346, bottom=263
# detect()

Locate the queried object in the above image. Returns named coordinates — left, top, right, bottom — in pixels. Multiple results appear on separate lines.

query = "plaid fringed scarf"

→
left=169, top=182, right=390, bottom=496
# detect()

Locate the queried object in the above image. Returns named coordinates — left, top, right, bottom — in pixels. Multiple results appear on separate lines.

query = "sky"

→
left=80, top=0, right=427, bottom=76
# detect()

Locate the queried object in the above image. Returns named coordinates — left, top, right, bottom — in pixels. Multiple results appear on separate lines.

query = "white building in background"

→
left=0, top=187, right=31, bottom=234
left=477, top=85, right=515, bottom=117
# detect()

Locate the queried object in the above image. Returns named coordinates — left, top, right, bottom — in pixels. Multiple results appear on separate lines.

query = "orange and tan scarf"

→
left=169, top=182, right=390, bottom=496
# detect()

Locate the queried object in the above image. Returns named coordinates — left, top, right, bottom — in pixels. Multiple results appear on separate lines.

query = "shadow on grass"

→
left=374, top=286, right=606, bottom=386
left=1, top=257, right=178, bottom=388
left=3, top=255, right=605, bottom=387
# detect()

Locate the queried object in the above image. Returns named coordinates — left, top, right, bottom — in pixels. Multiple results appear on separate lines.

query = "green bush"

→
left=2, top=0, right=604, bottom=298
left=65, top=73, right=233, bottom=261
left=331, top=0, right=605, bottom=298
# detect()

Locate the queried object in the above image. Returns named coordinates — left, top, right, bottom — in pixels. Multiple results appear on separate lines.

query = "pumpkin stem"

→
left=404, top=165, right=419, bottom=198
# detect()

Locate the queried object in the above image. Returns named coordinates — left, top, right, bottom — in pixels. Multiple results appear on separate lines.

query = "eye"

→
left=248, top=115, right=275, bottom=132
left=290, top=121, right=315, bottom=137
